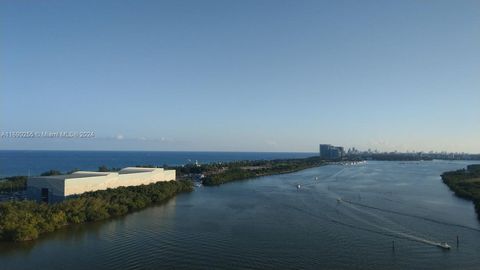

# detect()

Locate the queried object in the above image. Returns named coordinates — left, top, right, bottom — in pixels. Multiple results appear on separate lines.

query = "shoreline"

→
left=1, top=156, right=442, bottom=242
left=0, top=155, right=338, bottom=242
left=199, top=156, right=330, bottom=186
left=441, top=164, right=480, bottom=220
left=0, top=181, right=193, bottom=242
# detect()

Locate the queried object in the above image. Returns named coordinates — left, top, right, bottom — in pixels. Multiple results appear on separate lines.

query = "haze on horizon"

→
left=1, top=0, right=479, bottom=153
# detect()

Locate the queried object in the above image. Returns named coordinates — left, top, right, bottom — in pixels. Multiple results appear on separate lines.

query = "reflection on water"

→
left=1, top=161, right=480, bottom=270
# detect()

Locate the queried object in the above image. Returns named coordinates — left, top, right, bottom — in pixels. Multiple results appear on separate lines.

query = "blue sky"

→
left=1, top=0, right=479, bottom=152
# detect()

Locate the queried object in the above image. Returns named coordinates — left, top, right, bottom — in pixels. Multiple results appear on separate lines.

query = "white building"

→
left=27, top=167, right=176, bottom=203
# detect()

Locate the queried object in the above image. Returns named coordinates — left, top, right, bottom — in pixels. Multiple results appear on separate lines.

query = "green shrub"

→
left=0, top=180, right=193, bottom=241
left=442, top=164, right=480, bottom=220
left=0, top=176, right=27, bottom=193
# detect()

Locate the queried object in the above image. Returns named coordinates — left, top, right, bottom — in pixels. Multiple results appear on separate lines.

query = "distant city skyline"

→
left=1, top=136, right=478, bottom=154
left=1, top=0, right=479, bottom=153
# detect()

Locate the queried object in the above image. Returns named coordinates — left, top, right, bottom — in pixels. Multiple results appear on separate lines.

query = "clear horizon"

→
left=1, top=0, right=479, bottom=153
left=0, top=147, right=478, bottom=155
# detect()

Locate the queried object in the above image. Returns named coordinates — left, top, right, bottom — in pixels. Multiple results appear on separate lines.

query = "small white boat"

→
left=315, top=176, right=319, bottom=180
left=437, top=242, right=451, bottom=250
left=297, top=184, right=301, bottom=189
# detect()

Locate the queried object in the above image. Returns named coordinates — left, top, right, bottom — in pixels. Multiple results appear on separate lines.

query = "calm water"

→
left=0, top=150, right=315, bottom=177
left=1, top=160, right=480, bottom=269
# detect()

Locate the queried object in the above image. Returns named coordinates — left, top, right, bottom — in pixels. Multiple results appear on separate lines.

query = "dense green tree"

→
left=41, top=170, right=62, bottom=176
left=0, top=180, right=193, bottom=241
left=202, top=157, right=326, bottom=186
left=442, top=164, right=480, bottom=220
left=98, top=165, right=109, bottom=172
left=0, top=176, right=27, bottom=192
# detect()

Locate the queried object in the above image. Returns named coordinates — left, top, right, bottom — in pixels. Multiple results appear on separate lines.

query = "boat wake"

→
left=341, top=199, right=480, bottom=233
left=281, top=201, right=443, bottom=247
left=336, top=199, right=446, bottom=248
left=286, top=166, right=454, bottom=249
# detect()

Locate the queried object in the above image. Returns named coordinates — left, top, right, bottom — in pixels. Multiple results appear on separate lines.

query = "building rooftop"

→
left=34, top=172, right=112, bottom=180
left=32, top=167, right=164, bottom=179
left=118, top=167, right=160, bottom=174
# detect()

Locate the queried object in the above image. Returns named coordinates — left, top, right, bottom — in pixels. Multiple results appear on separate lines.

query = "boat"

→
left=337, top=198, right=342, bottom=203
left=297, top=184, right=301, bottom=189
left=437, top=242, right=451, bottom=250
left=315, top=176, right=319, bottom=180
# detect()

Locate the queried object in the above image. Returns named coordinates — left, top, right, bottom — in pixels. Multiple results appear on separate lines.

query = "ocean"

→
left=0, top=150, right=316, bottom=177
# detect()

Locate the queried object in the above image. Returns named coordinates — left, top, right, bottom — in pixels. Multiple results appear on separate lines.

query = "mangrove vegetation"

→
left=0, top=180, right=193, bottom=241
left=201, top=156, right=326, bottom=186
left=0, top=176, right=27, bottom=193
left=442, top=164, right=480, bottom=220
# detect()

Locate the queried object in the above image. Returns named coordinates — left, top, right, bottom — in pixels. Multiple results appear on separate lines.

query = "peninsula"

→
left=441, top=164, right=480, bottom=220
left=178, top=156, right=328, bottom=186
left=0, top=156, right=330, bottom=242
